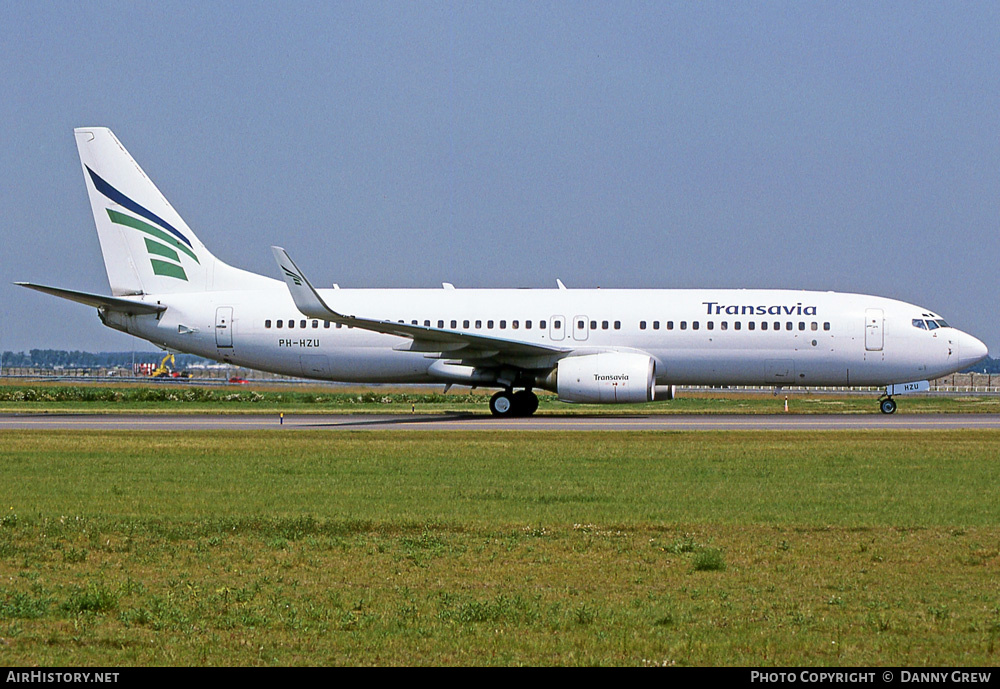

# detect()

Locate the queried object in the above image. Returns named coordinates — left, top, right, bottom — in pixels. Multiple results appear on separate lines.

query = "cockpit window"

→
left=926, top=320, right=939, bottom=330
left=935, top=319, right=950, bottom=328
left=912, top=319, right=927, bottom=330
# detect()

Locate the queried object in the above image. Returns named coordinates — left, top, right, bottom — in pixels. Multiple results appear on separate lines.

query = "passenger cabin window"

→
left=640, top=321, right=647, bottom=330
left=313, top=320, right=319, bottom=328
left=823, top=322, right=831, bottom=331
left=720, top=321, right=728, bottom=330
left=300, top=320, right=306, bottom=329
left=265, top=319, right=272, bottom=328
left=614, top=321, right=621, bottom=330
left=653, top=321, right=660, bottom=330
left=324, top=321, right=331, bottom=328
left=438, top=320, right=444, bottom=329
left=288, top=320, right=294, bottom=329
left=692, top=321, right=698, bottom=330
left=464, top=320, right=470, bottom=328
left=680, top=321, right=687, bottom=330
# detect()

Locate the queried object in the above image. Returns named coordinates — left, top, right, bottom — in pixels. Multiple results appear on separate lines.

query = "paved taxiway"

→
left=2, top=413, right=1000, bottom=431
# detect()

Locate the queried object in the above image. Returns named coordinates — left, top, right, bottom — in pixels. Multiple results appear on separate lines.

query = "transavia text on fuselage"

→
left=703, top=301, right=818, bottom=316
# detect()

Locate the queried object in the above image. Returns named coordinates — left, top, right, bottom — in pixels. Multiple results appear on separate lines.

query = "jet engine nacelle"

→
left=550, top=352, right=655, bottom=404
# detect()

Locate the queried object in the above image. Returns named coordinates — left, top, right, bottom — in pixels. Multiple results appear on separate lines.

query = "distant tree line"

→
left=1, top=350, right=214, bottom=369
left=963, top=355, right=999, bottom=374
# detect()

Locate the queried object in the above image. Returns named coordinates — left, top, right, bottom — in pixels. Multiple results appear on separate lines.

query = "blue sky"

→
left=2, top=1, right=998, bottom=353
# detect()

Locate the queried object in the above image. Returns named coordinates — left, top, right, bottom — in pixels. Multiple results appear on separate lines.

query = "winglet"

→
left=270, top=246, right=345, bottom=321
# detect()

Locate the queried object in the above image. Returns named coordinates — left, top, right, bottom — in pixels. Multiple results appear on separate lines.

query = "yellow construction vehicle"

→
left=151, top=354, right=191, bottom=378
left=151, top=354, right=174, bottom=377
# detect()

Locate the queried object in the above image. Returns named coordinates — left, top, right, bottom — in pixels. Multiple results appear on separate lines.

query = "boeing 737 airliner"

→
left=18, top=128, right=989, bottom=415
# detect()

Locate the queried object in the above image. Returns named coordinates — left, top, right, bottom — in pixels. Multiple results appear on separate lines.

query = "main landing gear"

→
left=878, top=396, right=897, bottom=415
left=489, top=389, right=539, bottom=417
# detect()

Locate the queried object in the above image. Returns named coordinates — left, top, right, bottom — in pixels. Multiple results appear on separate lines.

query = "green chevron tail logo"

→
left=87, top=165, right=198, bottom=281
left=106, top=208, right=198, bottom=280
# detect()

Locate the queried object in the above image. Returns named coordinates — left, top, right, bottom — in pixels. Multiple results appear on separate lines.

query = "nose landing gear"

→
left=878, top=396, right=897, bottom=415
left=878, top=381, right=931, bottom=415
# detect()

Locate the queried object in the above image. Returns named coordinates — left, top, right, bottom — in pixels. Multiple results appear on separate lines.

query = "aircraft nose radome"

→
left=960, top=332, right=989, bottom=368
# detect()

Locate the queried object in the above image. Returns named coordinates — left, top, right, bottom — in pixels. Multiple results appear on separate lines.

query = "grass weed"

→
left=692, top=548, right=726, bottom=572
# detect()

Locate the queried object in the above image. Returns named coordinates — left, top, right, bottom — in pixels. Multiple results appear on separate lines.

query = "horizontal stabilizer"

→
left=15, top=282, right=166, bottom=315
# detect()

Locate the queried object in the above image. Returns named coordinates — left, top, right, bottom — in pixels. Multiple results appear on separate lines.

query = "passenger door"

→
left=865, top=308, right=883, bottom=352
left=215, top=306, right=234, bottom=348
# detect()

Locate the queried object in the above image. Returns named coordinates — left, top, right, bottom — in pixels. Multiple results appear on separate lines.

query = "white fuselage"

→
left=107, top=285, right=986, bottom=388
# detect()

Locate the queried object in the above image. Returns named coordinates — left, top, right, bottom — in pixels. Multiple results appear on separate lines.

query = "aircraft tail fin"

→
left=74, top=128, right=273, bottom=295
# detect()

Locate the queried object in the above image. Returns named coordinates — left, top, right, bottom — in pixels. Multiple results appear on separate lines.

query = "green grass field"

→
left=1, top=430, right=999, bottom=666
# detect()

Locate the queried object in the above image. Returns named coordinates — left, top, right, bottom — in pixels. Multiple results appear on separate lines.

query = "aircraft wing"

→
left=271, top=247, right=570, bottom=364
left=16, top=282, right=167, bottom=315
